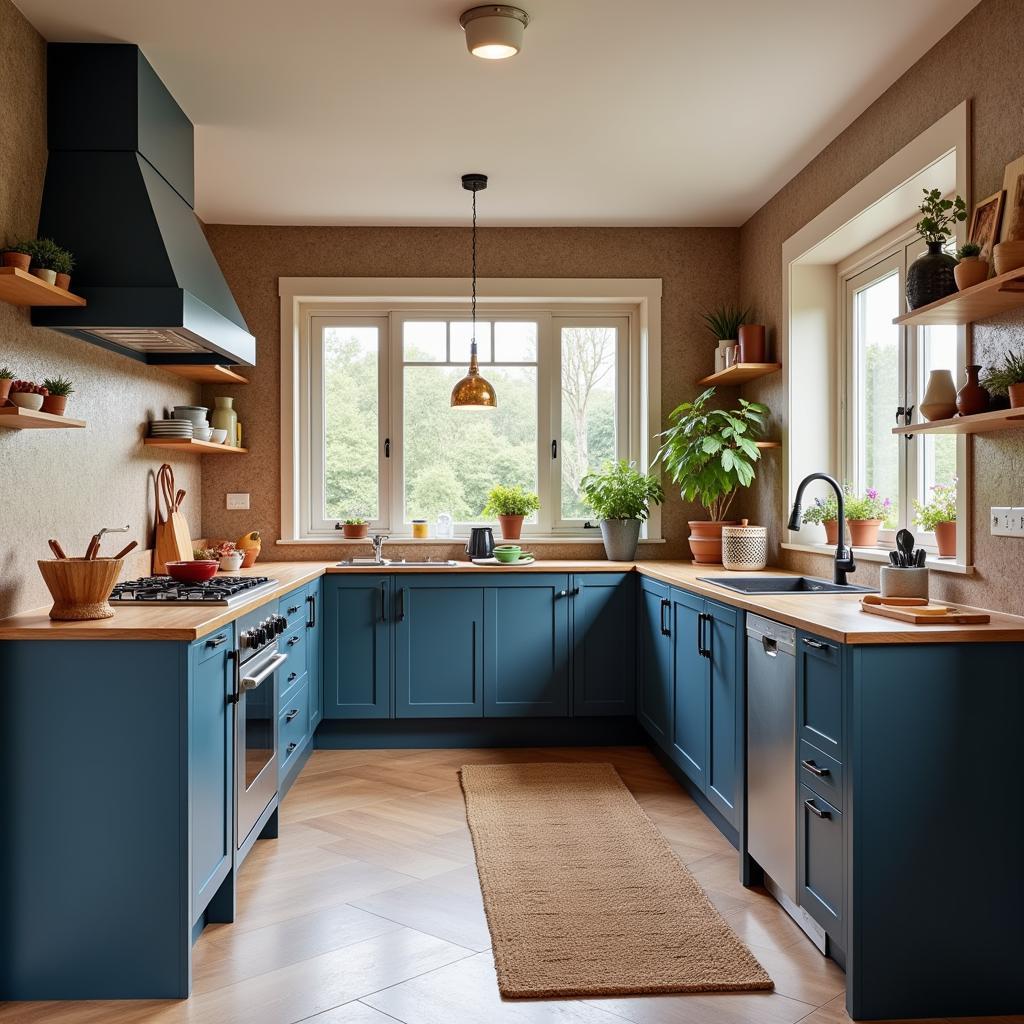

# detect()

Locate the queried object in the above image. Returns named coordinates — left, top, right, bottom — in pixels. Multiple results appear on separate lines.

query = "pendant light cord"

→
left=471, top=187, right=478, bottom=351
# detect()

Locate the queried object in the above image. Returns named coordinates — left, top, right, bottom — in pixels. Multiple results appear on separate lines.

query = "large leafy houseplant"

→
left=580, top=460, right=663, bottom=561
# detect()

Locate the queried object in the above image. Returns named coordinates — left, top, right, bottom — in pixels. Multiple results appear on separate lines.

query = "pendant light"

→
left=451, top=172, right=497, bottom=409
left=459, top=6, right=529, bottom=60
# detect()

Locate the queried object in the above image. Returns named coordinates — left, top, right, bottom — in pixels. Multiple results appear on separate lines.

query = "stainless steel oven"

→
left=231, top=606, right=287, bottom=850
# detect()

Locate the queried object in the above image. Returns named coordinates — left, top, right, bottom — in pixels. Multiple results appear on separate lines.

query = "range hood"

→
left=32, top=44, right=255, bottom=367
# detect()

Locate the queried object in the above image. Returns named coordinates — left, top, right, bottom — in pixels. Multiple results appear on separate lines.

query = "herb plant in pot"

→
left=0, top=367, right=14, bottom=405
left=2, top=240, right=33, bottom=271
left=580, top=460, right=663, bottom=561
left=800, top=493, right=840, bottom=545
left=25, top=238, right=74, bottom=287
left=844, top=486, right=892, bottom=547
left=953, top=242, right=988, bottom=291
left=702, top=305, right=749, bottom=373
left=654, top=388, right=768, bottom=564
left=481, top=484, right=540, bottom=541
left=906, top=189, right=967, bottom=310
left=341, top=517, right=368, bottom=539
left=913, top=480, right=957, bottom=558
left=982, top=349, right=1024, bottom=409
left=41, top=375, right=74, bottom=415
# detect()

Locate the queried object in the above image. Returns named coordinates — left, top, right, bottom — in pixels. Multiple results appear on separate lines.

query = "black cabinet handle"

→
left=380, top=583, right=387, bottom=622
left=696, top=612, right=712, bottom=658
left=660, top=597, right=670, bottom=636
left=205, top=632, right=228, bottom=648
left=570, top=587, right=580, bottom=597
left=288, top=604, right=301, bottom=615
left=805, top=798, right=831, bottom=819
left=307, top=592, right=316, bottom=628
left=801, top=759, right=830, bottom=777
left=397, top=587, right=406, bottom=622
left=286, top=741, right=298, bottom=755
left=287, top=671, right=298, bottom=683
left=557, top=589, right=568, bottom=598
left=802, top=637, right=828, bottom=650
left=285, top=708, right=300, bottom=722
left=287, top=635, right=301, bottom=647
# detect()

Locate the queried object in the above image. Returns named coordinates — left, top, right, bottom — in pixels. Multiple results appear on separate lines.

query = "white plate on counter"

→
left=471, top=555, right=536, bottom=567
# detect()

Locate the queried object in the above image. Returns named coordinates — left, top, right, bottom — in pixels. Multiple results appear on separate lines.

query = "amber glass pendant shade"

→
left=451, top=342, right=496, bottom=408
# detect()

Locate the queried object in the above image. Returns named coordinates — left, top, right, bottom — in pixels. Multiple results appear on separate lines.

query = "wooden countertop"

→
left=1, top=559, right=1022, bottom=645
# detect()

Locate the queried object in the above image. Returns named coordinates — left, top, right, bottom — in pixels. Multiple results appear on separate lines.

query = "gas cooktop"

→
left=108, top=575, right=280, bottom=607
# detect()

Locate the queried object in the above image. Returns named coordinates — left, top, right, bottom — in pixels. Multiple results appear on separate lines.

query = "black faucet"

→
left=787, top=473, right=856, bottom=586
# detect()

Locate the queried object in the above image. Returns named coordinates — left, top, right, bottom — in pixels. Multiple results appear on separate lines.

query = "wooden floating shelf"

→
left=0, top=267, right=87, bottom=307
left=0, top=405, right=86, bottom=429
left=144, top=438, right=248, bottom=454
left=891, top=406, right=1024, bottom=436
left=160, top=364, right=250, bottom=385
left=756, top=441, right=781, bottom=448
left=893, top=266, right=1024, bottom=327
left=698, top=362, right=781, bottom=386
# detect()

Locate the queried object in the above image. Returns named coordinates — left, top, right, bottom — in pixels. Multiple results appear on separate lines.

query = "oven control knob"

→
left=274, top=615, right=287, bottom=635
left=240, top=630, right=251, bottom=648
left=253, top=626, right=267, bottom=646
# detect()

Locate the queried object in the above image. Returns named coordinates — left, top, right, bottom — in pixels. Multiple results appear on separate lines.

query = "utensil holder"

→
left=880, top=566, right=928, bottom=600
left=37, top=557, right=124, bottom=620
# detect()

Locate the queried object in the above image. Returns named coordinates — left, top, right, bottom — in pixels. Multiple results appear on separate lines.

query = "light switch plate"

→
left=1011, top=508, right=1024, bottom=537
left=226, top=492, right=250, bottom=510
left=990, top=507, right=1013, bottom=536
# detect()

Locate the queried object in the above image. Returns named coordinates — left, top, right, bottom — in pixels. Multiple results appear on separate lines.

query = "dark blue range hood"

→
left=32, top=44, right=255, bottom=367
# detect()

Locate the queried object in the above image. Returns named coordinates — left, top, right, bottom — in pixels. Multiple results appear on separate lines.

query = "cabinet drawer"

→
left=278, top=622, right=307, bottom=679
left=797, top=631, right=843, bottom=758
left=279, top=589, right=308, bottom=631
left=196, top=627, right=233, bottom=665
left=279, top=668, right=306, bottom=712
left=279, top=680, right=309, bottom=773
left=798, top=784, right=843, bottom=932
left=798, top=739, right=843, bottom=810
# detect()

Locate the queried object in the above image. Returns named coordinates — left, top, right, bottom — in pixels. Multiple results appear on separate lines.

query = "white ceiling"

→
left=16, top=0, right=981, bottom=227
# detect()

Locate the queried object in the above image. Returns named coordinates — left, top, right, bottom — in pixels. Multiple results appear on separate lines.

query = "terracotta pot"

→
left=822, top=519, right=840, bottom=546
left=953, top=257, right=989, bottom=291
left=2, top=251, right=31, bottom=271
left=342, top=523, right=368, bottom=539
left=846, top=519, right=882, bottom=547
left=497, top=514, right=524, bottom=541
left=919, top=369, right=958, bottom=421
left=933, top=520, right=957, bottom=558
left=41, top=394, right=67, bottom=415
left=1008, top=383, right=1024, bottom=409
left=32, top=268, right=57, bottom=285
left=0, top=378, right=11, bottom=405
left=55, top=272, right=71, bottom=291
left=993, top=240, right=1024, bottom=276
left=738, top=324, right=766, bottom=363
left=687, top=520, right=739, bottom=565
left=956, top=364, right=990, bottom=416
left=240, top=546, right=259, bottom=568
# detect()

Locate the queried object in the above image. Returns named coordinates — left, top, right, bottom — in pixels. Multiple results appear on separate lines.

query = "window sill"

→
left=277, top=535, right=666, bottom=546
left=781, top=541, right=974, bottom=575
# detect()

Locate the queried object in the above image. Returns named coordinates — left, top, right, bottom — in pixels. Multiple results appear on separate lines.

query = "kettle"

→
left=466, top=527, right=495, bottom=559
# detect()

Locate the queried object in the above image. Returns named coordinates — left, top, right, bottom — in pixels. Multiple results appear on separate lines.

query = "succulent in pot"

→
left=702, top=305, right=749, bottom=373
left=2, top=240, right=33, bottom=272
left=340, top=517, right=368, bottom=539
left=653, top=388, right=768, bottom=564
left=580, top=460, right=664, bottom=561
left=953, top=241, right=988, bottom=291
left=906, top=189, right=967, bottom=310
left=481, top=484, right=540, bottom=541
left=8, top=379, right=48, bottom=412
left=913, top=480, right=957, bottom=558
left=0, top=366, right=14, bottom=405
left=40, top=375, right=74, bottom=415
left=981, top=349, right=1024, bottom=409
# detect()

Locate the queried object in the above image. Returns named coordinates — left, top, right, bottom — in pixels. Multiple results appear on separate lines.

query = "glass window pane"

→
left=854, top=274, right=900, bottom=526
left=404, top=321, right=446, bottom=362
left=403, top=365, right=537, bottom=524
left=450, top=321, right=492, bottom=363
left=494, top=321, right=537, bottom=362
left=919, top=323, right=958, bottom=515
left=560, top=326, right=617, bottom=519
left=324, top=326, right=379, bottom=521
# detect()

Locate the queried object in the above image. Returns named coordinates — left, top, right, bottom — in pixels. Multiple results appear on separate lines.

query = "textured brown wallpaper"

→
left=201, top=226, right=741, bottom=561
left=738, top=0, right=1024, bottom=610
left=0, top=0, right=201, bottom=618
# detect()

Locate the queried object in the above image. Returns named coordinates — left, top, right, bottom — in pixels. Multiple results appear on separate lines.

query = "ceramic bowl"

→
left=172, top=405, right=209, bottom=425
left=193, top=426, right=214, bottom=442
left=210, top=428, right=228, bottom=444
left=493, top=545, right=523, bottom=563
left=219, top=552, right=244, bottom=571
left=164, top=560, right=219, bottom=583
left=10, top=392, right=44, bottom=411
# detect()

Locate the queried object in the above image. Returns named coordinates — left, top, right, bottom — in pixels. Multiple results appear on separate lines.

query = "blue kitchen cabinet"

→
left=796, top=629, right=843, bottom=758
left=637, top=576, right=672, bottom=749
left=306, top=580, right=322, bottom=729
left=670, top=588, right=707, bottom=789
left=395, top=579, right=485, bottom=717
left=484, top=574, right=570, bottom=717
left=571, top=573, right=636, bottom=716
left=322, top=575, right=392, bottom=718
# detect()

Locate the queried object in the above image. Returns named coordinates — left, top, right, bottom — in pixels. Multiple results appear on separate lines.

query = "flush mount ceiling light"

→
left=451, top=172, right=497, bottom=409
left=459, top=5, right=530, bottom=60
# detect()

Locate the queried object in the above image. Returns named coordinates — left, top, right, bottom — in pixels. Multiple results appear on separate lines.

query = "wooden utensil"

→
left=112, top=540, right=138, bottom=560
left=860, top=597, right=990, bottom=625
left=862, top=594, right=929, bottom=607
left=48, top=539, right=67, bottom=559
left=153, top=464, right=193, bottom=574
left=85, top=524, right=129, bottom=560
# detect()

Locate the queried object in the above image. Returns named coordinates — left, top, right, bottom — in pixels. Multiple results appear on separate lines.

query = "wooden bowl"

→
left=37, top=558, right=124, bottom=620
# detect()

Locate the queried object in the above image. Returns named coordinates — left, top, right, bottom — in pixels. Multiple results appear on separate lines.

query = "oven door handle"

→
left=240, top=651, right=288, bottom=692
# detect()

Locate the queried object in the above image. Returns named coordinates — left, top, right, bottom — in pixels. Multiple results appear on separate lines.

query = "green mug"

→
left=493, top=545, right=522, bottom=563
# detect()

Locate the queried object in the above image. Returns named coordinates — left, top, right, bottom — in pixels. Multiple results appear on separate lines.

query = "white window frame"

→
left=279, top=278, right=662, bottom=544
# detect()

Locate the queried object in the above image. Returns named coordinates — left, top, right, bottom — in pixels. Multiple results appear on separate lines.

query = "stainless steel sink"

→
left=699, top=575, right=875, bottom=595
left=336, top=558, right=459, bottom=568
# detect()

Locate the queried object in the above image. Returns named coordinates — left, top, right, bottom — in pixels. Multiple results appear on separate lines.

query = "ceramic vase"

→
left=906, top=241, right=957, bottom=310
left=211, top=396, right=238, bottom=447
left=956, top=365, right=990, bottom=416
left=715, top=340, right=737, bottom=373
left=920, top=369, right=958, bottom=421
left=953, top=257, right=988, bottom=291
left=738, top=324, right=766, bottom=363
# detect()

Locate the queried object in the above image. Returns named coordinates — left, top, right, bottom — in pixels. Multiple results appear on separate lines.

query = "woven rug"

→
left=459, top=762, right=773, bottom=999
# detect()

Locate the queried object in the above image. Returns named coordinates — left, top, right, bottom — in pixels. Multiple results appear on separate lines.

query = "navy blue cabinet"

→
left=796, top=630, right=843, bottom=758
left=705, top=601, right=741, bottom=825
left=396, top=580, right=485, bottom=717
left=638, top=576, right=673, bottom=748
left=306, top=581, right=322, bottom=730
left=671, top=589, right=707, bottom=789
left=571, top=573, right=636, bottom=716
left=322, top=576, right=392, bottom=719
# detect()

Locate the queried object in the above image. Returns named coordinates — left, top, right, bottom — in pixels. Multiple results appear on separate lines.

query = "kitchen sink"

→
left=336, top=558, right=459, bottom=567
left=699, top=575, right=875, bottom=595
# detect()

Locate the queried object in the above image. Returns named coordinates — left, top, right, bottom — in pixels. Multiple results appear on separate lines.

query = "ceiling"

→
left=16, top=0, right=981, bottom=227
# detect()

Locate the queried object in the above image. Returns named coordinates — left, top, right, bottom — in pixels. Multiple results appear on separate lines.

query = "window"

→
left=286, top=287, right=655, bottom=542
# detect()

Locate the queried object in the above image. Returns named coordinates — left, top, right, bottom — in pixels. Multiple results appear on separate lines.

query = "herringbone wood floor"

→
left=2, top=747, right=1018, bottom=1024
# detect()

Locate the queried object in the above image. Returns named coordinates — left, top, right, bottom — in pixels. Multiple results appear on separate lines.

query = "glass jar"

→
left=411, top=519, right=429, bottom=539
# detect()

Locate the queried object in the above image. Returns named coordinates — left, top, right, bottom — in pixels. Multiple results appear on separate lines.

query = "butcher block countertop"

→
left=0, top=559, right=1022, bottom=645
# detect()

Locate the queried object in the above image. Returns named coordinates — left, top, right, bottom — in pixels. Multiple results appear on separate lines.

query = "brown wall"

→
left=0, top=0, right=201, bottom=618
left=201, top=225, right=741, bottom=561
left=739, top=0, right=1024, bottom=610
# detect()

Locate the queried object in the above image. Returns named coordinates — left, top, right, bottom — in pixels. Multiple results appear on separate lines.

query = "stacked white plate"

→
left=149, top=419, right=194, bottom=439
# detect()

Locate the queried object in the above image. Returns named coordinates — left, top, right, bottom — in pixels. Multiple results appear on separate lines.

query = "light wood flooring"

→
left=2, top=746, right=1019, bottom=1024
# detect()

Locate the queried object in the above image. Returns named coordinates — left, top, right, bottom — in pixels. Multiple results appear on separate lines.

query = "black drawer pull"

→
left=805, top=798, right=831, bottom=819
left=287, top=671, right=298, bottom=682
left=802, top=637, right=828, bottom=650
left=286, top=741, right=298, bottom=755
left=205, top=633, right=228, bottom=648
left=287, top=635, right=301, bottom=647
left=288, top=604, right=301, bottom=615
left=285, top=708, right=300, bottom=722
left=801, top=759, right=830, bottom=777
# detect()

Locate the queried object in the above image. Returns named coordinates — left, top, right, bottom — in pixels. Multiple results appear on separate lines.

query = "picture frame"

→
left=968, top=189, right=1004, bottom=263
left=998, top=153, right=1024, bottom=243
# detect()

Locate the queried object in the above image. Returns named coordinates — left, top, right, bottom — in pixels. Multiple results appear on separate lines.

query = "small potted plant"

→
left=906, top=189, right=967, bottom=309
left=913, top=480, right=957, bottom=558
left=844, top=486, right=892, bottom=547
left=702, top=305, right=749, bottom=372
left=580, top=460, right=663, bottom=561
left=953, top=242, right=988, bottom=291
left=2, top=240, right=33, bottom=272
left=49, top=246, right=75, bottom=291
left=0, top=367, right=14, bottom=405
left=25, top=238, right=74, bottom=287
left=41, top=375, right=74, bottom=415
left=215, top=541, right=243, bottom=572
left=653, top=388, right=768, bottom=564
left=800, top=492, right=841, bottom=545
left=982, top=349, right=1024, bottom=409
left=340, top=517, right=368, bottom=539
left=8, top=379, right=47, bottom=412
left=481, top=484, right=541, bottom=540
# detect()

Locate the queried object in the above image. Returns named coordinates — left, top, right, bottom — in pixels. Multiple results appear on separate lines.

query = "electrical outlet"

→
left=990, top=507, right=1013, bottom=536
left=1011, top=508, right=1024, bottom=537
left=226, top=492, right=250, bottom=510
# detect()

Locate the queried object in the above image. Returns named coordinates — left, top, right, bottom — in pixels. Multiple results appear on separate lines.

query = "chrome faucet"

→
left=370, top=533, right=389, bottom=564
left=787, top=473, right=856, bottom=586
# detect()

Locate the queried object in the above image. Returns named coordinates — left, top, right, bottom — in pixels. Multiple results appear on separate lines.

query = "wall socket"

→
left=990, top=507, right=1024, bottom=536
left=226, top=493, right=250, bottom=510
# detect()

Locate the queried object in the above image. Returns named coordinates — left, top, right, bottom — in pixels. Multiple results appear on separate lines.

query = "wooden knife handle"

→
left=112, top=540, right=138, bottom=560
left=48, top=539, right=67, bottom=559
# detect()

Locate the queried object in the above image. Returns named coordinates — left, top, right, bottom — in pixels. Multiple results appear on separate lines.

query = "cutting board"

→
left=152, top=464, right=193, bottom=574
left=860, top=598, right=990, bottom=625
